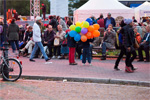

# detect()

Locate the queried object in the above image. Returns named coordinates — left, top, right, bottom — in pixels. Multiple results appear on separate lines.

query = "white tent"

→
left=74, top=0, right=134, bottom=22
left=135, top=1, right=150, bottom=22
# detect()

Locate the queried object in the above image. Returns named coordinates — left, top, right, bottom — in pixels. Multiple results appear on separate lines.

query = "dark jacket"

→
left=7, top=23, right=19, bottom=41
left=104, top=17, right=116, bottom=28
left=67, top=34, right=76, bottom=47
left=141, top=33, right=150, bottom=47
left=49, top=18, right=58, bottom=29
left=42, top=5, right=46, bottom=13
left=121, top=24, right=135, bottom=48
left=24, top=31, right=33, bottom=42
left=44, top=30, right=56, bottom=43
left=82, top=39, right=94, bottom=48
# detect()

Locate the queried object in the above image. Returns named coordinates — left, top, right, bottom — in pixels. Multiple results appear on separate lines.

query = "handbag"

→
left=62, top=39, right=67, bottom=47
left=134, top=38, right=139, bottom=49
left=54, top=38, right=60, bottom=46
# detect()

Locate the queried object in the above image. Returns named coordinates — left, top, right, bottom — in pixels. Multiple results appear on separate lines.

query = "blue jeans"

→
left=30, top=42, right=49, bottom=60
left=10, top=40, right=19, bottom=53
left=102, top=42, right=106, bottom=55
left=0, top=35, right=4, bottom=47
left=82, top=47, right=91, bottom=64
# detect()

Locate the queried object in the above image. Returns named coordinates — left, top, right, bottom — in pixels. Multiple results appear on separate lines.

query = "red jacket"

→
left=97, top=19, right=104, bottom=28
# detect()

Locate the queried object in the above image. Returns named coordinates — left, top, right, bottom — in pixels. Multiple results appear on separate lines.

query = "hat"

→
left=108, top=13, right=111, bottom=16
left=124, top=19, right=132, bottom=25
left=27, top=26, right=32, bottom=29
left=36, top=16, right=42, bottom=21
left=143, top=22, right=148, bottom=26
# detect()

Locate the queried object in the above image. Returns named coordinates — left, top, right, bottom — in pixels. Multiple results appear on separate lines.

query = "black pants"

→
left=76, top=44, right=82, bottom=59
left=138, top=45, right=149, bottom=61
left=54, top=46, right=61, bottom=56
left=125, top=49, right=137, bottom=70
left=115, top=46, right=126, bottom=68
left=48, top=41, right=53, bottom=57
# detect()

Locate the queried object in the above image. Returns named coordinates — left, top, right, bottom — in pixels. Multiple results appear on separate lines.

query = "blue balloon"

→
left=69, top=31, right=78, bottom=37
left=86, top=18, right=93, bottom=25
left=74, top=34, right=81, bottom=42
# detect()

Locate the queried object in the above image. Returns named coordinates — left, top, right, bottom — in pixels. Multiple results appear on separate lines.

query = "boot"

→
left=101, top=55, right=106, bottom=60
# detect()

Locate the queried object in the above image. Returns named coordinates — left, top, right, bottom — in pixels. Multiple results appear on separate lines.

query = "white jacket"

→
left=33, top=23, right=41, bottom=42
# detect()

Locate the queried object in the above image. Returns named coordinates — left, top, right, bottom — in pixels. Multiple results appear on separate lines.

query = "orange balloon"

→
left=81, top=35, right=87, bottom=42
left=92, top=30, right=100, bottom=38
left=88, top=26, right=94, bottom=32
left=86, top=32, right=92, bottom=39
left=93, top=24, right=100, bottom=30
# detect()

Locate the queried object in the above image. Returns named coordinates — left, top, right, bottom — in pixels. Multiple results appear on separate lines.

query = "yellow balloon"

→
left=83, top=21, right=90, bottom=28
left=81, top=21, right=85, bottom=26
left=76, top=21, right=81, bottom=27
left=69, top=25, right=76, bottom=31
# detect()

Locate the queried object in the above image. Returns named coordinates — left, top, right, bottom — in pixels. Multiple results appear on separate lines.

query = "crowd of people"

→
left=0, top=12, right=150, bottom=73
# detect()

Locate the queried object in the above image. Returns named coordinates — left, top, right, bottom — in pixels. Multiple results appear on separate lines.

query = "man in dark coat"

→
left=104, top=13, right=116, bottom=29
left=44, top=25, right=56, bottom=57
left=122, top=19, right=137, bottom=73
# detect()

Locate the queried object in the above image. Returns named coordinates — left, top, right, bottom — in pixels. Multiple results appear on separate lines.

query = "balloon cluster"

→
left=69, top=18, right=100, bottom=42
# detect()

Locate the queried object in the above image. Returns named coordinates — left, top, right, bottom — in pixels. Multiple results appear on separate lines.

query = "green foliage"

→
left=69, top=0, right=88, bottom=16
left=1, top=0, right=50, bottom=16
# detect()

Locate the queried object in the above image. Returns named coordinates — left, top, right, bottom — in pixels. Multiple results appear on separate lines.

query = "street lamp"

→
left=2, top=0, right=9, bottom=80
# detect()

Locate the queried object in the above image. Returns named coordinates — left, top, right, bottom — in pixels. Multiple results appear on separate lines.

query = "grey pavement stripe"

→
left=20, top=75, right=150, bottom=87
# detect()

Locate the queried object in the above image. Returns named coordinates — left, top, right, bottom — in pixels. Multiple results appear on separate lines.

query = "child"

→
left=67, top=32, right=77, bottom=65
left=81, top=38, right=94, bottom=65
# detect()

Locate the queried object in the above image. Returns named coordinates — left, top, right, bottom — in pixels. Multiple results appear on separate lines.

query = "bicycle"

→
left=0, top=47, right=22, bottom=82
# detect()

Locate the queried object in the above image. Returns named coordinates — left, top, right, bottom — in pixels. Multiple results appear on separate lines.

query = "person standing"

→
left=82, top=38, right=94, bottom=66
left=122, top=19, right=137, bottom=73
left=29, top=16, right=50, bottom=62
left=67, top=32, right=77, bottom=65
left=41, top=3, right=46, bottom=20
left=44, top=25, right=56, bottom=58
left=0, top=20, right=4, bottom=47
left=49, top=16, right=58, bottom=32
left=104, top=13, right=116, bottom=29
left=52, top=25, right=66, bottom=59
left=7, top=18, right=20, bottom=54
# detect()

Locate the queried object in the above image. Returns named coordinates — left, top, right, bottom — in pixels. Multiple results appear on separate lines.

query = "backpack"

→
left=0, top=25, right=3, bottom=34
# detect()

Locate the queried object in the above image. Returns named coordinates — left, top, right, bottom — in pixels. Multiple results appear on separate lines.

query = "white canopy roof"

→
left=135, top=1, right=150, bottom=22
left=74, top=0, right=134, bottom=22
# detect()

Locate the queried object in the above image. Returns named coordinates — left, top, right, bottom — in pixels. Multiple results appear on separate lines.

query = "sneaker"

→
left=137, top=59, right=144, bottom=62
left=125, top=66, right=134, bottom=73
left=114, top=68, right=122, bottom=71
left=57, top=56, right=61, bottom=59
left=82, top=63, right=85, bottom=66
left=89, top=63, right=92, bottom=66
left=29, top=59, right=35, bottom=62
left=52, top=56, right=56, bottom=59
left=46, top=58, right=50, bottom=62
left=20, top=48, right=25, bottom=52
left=27, top=54, right=31, bottom=58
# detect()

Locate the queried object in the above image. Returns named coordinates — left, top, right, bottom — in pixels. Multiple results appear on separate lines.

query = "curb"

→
left=20, top=75, right=150, bottom=87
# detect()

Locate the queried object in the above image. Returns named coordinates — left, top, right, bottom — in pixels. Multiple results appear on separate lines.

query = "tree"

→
left=69, top=0, right=88, bottom=16
left=0, top=0, right=50, bottom=16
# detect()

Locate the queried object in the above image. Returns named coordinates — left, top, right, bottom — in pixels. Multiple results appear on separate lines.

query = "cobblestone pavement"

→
left=0, top=80, right=150, bottom=100
left=17, top=57, right=150, bottom=82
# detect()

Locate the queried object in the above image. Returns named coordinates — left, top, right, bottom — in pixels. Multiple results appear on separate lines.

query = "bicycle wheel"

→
left=2, top=58, right=22, bottom=82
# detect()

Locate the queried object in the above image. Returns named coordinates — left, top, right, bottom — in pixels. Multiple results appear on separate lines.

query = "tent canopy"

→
left=74, top=0, right=134, bottom=22
left=135, top=1, right=150, bottom=22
